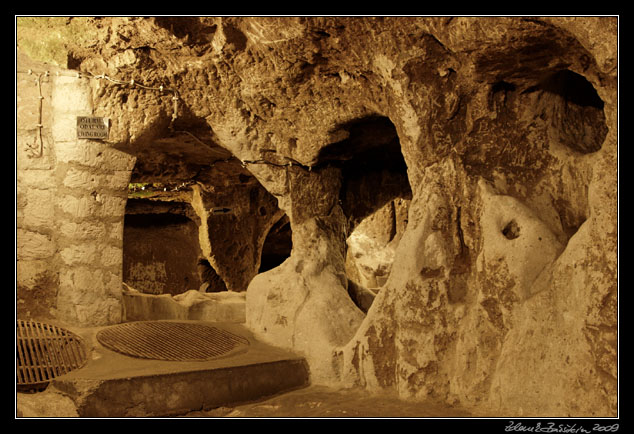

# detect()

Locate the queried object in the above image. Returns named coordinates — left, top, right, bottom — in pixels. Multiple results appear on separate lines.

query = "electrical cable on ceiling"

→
left=17, top=67, right=181, bottom=118
left=17, top=68, right=316, bottom=171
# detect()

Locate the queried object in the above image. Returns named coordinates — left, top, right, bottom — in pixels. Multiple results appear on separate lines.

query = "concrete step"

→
left=50, top=321, right=310, bottom=417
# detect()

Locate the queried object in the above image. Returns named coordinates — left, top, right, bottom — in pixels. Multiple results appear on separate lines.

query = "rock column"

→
left=247, top=165, right=365, bottom=383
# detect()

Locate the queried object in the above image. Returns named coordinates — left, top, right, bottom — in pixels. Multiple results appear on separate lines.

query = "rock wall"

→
left=191, top=179, right=286, bottom=292
left=345, top=198, right=410, bottom=291
left=123, top=198, right=203, bottom=295
left=16, top=16, right=617, bottom=415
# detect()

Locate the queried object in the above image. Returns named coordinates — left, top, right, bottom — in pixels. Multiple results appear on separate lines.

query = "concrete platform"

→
left=49, top=320, right=310, bottom=417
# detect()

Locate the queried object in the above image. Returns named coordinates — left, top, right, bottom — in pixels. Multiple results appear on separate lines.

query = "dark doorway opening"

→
left=123, top=198, right=202, bottom=296
left=259, top=215, right=292, bottom=273
left=317, top=115, right=412, bottom=312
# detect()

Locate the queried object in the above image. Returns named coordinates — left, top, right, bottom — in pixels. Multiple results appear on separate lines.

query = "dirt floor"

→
left=16, top=384, right=480, bottom=419
left=179, top=385, right=475, bottom=418
left=15, top=320, right=490, bottom=420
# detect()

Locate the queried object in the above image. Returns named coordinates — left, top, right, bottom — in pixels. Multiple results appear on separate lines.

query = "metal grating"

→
left=16, top=320, right=88, bottom=392
left=96, top=321, right=249, bottom=362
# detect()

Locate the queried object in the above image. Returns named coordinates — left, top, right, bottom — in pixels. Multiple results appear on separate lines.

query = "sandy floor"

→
left=180, top=385, right=475, bottom=418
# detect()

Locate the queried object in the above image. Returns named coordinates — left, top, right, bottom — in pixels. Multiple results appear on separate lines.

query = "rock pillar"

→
left=246, top=165, right=365, bottom=383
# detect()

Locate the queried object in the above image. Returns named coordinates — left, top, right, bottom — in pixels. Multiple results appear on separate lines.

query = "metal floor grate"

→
left=96, top=321, right=249, bottom=362
left=16, top=320, right=88, bottom=392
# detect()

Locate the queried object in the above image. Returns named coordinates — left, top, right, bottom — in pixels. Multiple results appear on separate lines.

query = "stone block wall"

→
left=17, top=64, right=57, bottom=320
left=52, top=74, right=136, bottom=325
left=17, top=58, right=136, bottom=326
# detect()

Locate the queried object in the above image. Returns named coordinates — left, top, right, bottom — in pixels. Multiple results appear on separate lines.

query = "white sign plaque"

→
left=77, top=116, right=110, bottom=140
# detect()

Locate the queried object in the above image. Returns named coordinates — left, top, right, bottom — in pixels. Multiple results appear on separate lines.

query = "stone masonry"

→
left=17, top=56, right=136, bottom=326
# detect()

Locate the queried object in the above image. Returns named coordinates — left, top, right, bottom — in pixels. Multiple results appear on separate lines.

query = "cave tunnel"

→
left=121, top=126, right=228, bottom=297
left=318, top=115, right=412, bottom=312
left=15, top=17, right=618, bottom=419
left=318, top=115, right=412, bottom=228
left=121, top=114, right=413, bottom=306
left=122, top=130, right=293, bottom=296
left=529, top=68, right=608, bottom=155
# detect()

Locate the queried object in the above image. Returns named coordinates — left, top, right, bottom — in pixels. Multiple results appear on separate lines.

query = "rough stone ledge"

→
left=122, top=286, right=246, bottom=323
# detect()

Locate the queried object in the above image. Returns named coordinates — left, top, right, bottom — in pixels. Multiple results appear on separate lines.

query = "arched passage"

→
left=316, top=115, right=412, bottom=312
left=259, top=214, right=292, bottom=273
left=533, top=69, right=608, bottom=155
left=121, top=130, right=291, bottom=296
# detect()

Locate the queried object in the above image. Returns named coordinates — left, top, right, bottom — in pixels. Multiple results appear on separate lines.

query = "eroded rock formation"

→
left=16, top=16, right=617, bottom=416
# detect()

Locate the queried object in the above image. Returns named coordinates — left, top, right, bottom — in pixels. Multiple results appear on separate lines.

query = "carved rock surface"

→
left=16, top=16, right=617, bottom=416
